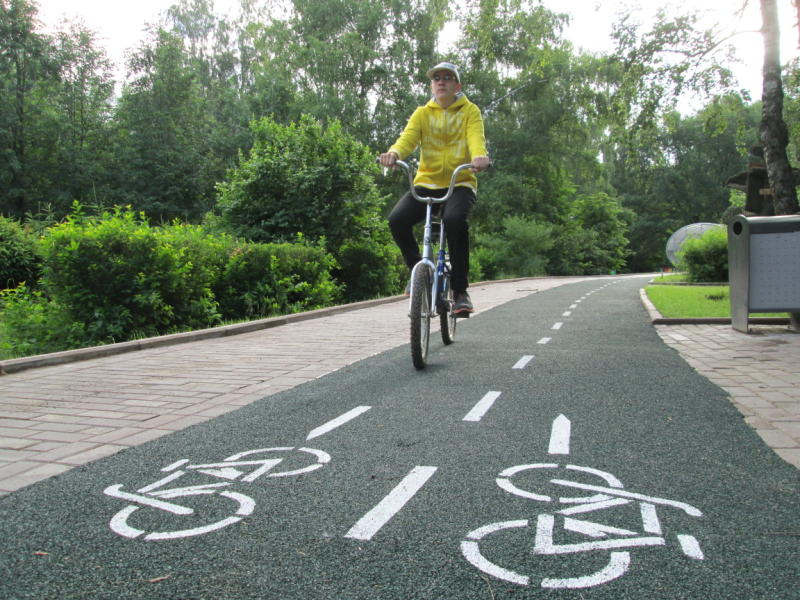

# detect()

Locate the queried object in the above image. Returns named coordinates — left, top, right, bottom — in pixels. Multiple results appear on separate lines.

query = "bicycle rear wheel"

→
left=440, top=273, right=456, bottom=345
left=410, top=267, right=431, bottom=369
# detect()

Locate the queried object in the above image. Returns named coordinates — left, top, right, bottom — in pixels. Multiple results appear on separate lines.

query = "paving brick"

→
left=27, top=422, right=90, bottom=433
left=0, top=448, right=36, bottom=461
left=27, top=442, right=100, bottom=462
left=772, top=420, right=800, bottom=439
left=28, top=430, right=91, bottom=443
left=755, top=429, right=797, bottom=448
left=0, top=462, right=74, bottom=493
left=0, top=437, right=37, bottom=450
left=0, top=418, right=35, bottom=429
left=56, top=444, right=126, bottom=465
left=773, top=448, right=800, bottom=469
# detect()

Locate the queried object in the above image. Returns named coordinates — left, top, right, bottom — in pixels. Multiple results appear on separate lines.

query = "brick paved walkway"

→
left=655, top=324, right=800, bottom=469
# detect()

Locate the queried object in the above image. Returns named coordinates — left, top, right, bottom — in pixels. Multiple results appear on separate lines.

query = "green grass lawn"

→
left=650, top=273, right=688, bottom=284
left=646, top=285, right=731, bottom=317
left=646, top=284, right=787, bottom=318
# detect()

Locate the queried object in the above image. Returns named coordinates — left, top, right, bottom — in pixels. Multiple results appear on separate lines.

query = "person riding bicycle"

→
left=379, top=62, right=490, bottom=315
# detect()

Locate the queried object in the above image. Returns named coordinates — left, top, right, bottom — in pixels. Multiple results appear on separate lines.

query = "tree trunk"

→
left=759, top=0, right=798, bottom=215
left=759, top=0, right=799, bottom=331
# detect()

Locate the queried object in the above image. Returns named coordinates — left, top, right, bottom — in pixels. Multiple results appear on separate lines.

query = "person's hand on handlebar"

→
left=470, top=156, right=491, bottom=173
left=378, top=151, right=399, bottom=168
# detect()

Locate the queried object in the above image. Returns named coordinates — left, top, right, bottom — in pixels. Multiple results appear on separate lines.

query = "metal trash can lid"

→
left=731, top=214, right=800, bottom=236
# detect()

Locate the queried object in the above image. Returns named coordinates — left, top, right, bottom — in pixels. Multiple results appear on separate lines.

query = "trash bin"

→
left=728, top=214, right=800, bottom=332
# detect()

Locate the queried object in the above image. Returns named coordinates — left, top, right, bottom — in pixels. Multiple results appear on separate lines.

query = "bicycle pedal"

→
left=454, top=311, right=471, bottom=318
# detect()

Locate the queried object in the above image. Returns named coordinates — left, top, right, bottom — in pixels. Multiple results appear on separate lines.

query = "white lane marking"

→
left=462, top=520, right=530, bottom=586
left=557, top=498, right=629, bottom=515
left=678, top=534, right=704, bottom=559
left=640, top=502, right=662, bottom=534
left=548, top=415, right=571, bottom=455
left=562, top=311, right=572, bottom=317
left=541, top=551, right=631, bottom=589
left=144, top=492, right=256, bottom=541
left=537, top=337, right=551, bottom=345
left=496, top=463, right=559, bottom=502
left=104, top=485, right=194, bottom=515
left=569, top=304, right=577, bottom=309
left=138, top=471, right=184, bottom=493
left=109, top=507, right=144, bottom=538
left=563, top=517, right=637, bottom=538
left=161, top=459, right=189, bottom=472
left=463, top=391, right=502, bottom=422
left=512, top=355, right=534, bottom=369
left=567, top=464, right=624, bottom=488
left=548, top=480, right=703, bottom=516
left=552, top=322, right=563, bottom=330
left=306, top=406, right=371, bottom=440
left=534, top=514, right=664, bottom=554
left=345, top=466, right=437, bottom=541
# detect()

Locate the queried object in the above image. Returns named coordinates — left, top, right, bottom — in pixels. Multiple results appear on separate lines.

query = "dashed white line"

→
left=345, top=466, right=437, bottom=541
left=552, top=322, right=563, bottom=330
left=562, top=311, right=572, bottom=317
left=464, top=391, right=502, bottom=422
left=306, top=406, right=372, bottom=440
left=537, top=337, right=551, bottom=345
left=512, top=355, right=534, bottom=369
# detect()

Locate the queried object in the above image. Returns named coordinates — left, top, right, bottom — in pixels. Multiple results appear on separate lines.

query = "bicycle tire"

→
left=440, top=272, right=456, bottom=345
left=107, top=489, right=255, bottom=541
left=410, top=267, right=431, bottom=369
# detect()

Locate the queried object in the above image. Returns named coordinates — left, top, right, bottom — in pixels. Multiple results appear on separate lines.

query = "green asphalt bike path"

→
left=1, top=277, right=797, bottom=599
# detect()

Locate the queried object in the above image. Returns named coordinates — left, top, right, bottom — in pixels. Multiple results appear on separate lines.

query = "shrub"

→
left=678, top=226, right=728, bottom=282
left=215, top=239, right=341, bottom=320
left=214, top=115, right=394, bottom=299
left=474, top=216, right=553, bottom=280
left=0, top=284, right=85, bottom=359
left=336, top=235, right=405, bottom=302
left=39, top=208, right=221, bottom=344
left=0, top=216, right=41, bottom=290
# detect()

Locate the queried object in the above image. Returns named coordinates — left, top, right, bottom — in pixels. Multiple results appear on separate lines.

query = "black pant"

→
left=388, top=186, right=475, bottom=294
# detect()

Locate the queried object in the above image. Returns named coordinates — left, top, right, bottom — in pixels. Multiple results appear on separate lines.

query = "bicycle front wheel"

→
left=409, top=267, right=432, bottom=369
left=440, top=274, right=456, bottom=345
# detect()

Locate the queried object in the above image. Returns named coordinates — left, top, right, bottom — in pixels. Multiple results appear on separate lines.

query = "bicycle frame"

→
left=393, top=160, right=473, bottom=316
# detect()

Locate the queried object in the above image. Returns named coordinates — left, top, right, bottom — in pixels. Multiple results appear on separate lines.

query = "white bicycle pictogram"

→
left=461, top=463, right=704, bottom=589
left=104, top=446, right=330, bottom=541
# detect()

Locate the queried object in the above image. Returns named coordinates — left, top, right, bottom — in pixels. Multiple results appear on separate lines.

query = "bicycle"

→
left=104, top=446, right=331, bottom=541
left=461, top=462, right=704, bottom=589
left=388, top=160, right=474, bottom=369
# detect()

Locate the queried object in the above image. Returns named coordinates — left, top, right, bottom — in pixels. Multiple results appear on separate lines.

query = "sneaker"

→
left=454, top=292, right=474, bottom=315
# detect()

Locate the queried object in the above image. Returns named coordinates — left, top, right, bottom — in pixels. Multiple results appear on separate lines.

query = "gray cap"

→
left=426, top=62, right=460, bottom=83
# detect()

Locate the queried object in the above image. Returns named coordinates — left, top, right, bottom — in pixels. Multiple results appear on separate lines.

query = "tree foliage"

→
left=215, top=115, right=403, bottom=299
left=0, top=0, right=796, bottom=280
left=0, top=0, right=115, bottom=218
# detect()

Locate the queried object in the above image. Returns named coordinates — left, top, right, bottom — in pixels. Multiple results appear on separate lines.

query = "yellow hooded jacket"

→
left=389, top=94, right=488, bottom=191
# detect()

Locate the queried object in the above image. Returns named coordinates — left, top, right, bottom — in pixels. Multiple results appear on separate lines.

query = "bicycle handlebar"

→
left=383, top=160, right=474, bottom=204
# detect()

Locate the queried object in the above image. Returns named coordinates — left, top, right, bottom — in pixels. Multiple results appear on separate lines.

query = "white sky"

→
left=35, top=0, right=799, bottom=102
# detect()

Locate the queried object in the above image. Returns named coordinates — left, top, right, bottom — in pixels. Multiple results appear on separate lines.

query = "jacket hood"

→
left=427, top=92, right=467, bottom=110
